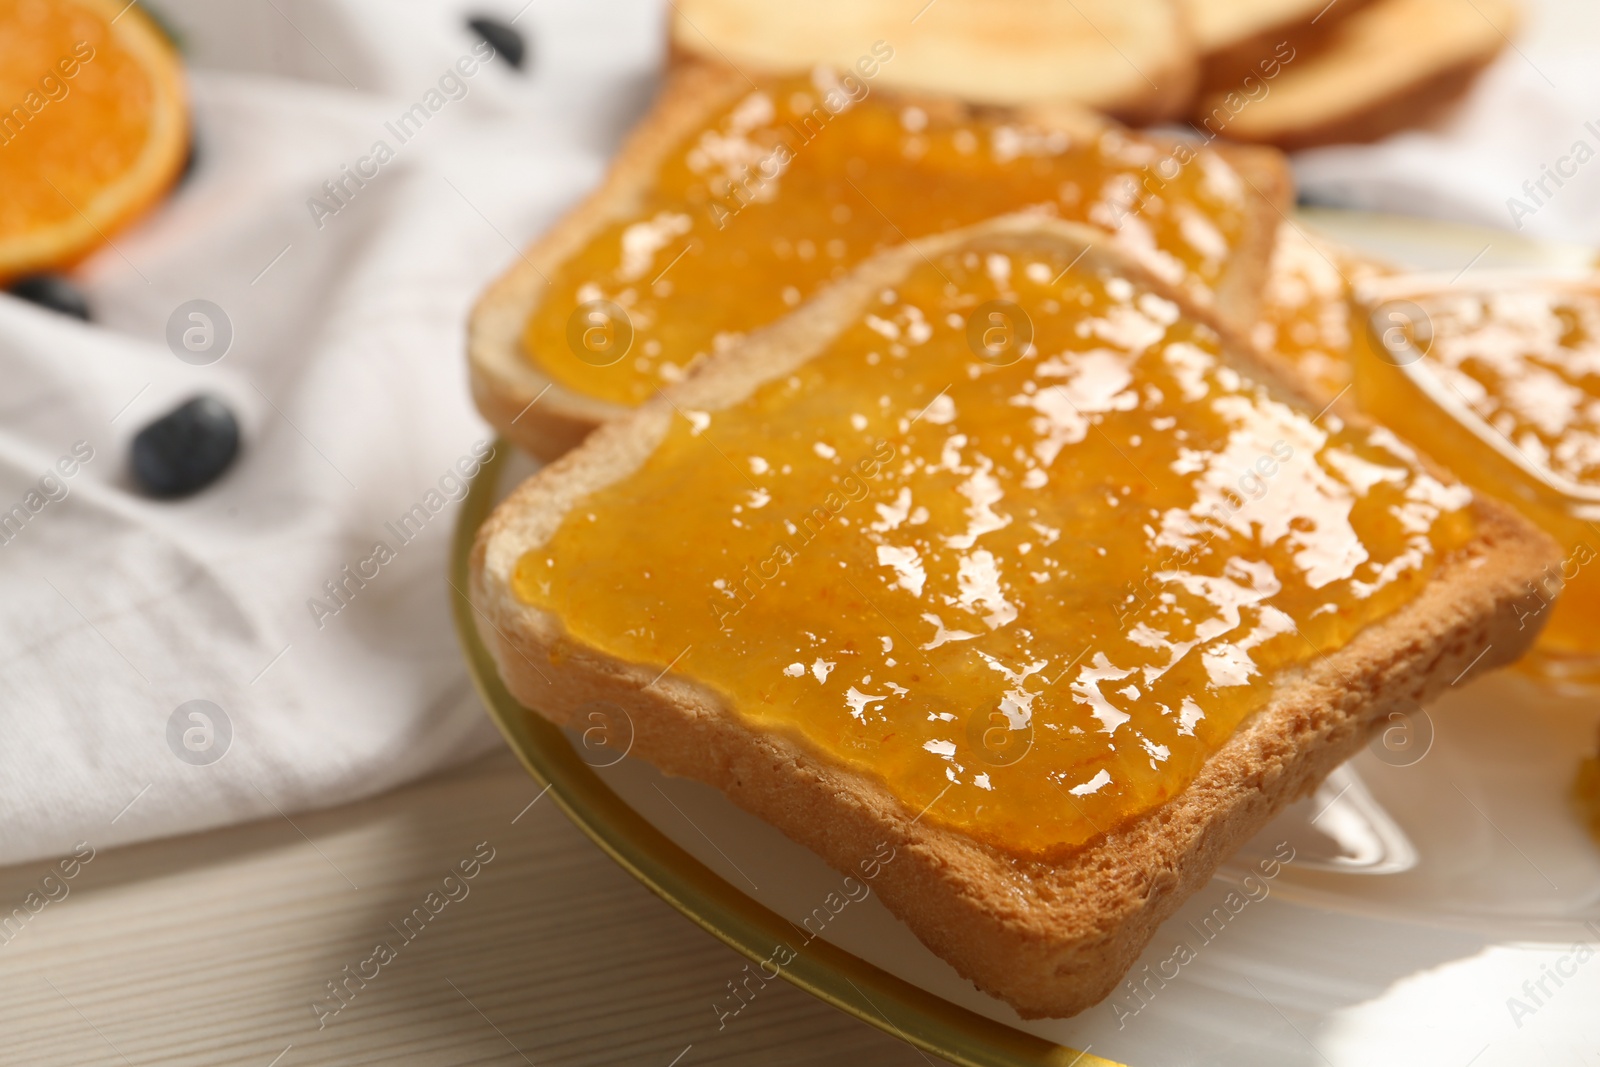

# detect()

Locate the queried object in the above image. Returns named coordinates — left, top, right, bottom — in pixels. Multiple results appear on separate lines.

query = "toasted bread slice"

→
left=667, top=0, right=1196, bottom=122
left=1251, top=222, right=1392, bottom=405
left=1350, top=273, right=1600, bottom=678
left=1193, top=0, right=1518, bottom=149
left=1190, top=0, right=1378, bottom=101
left=1180, top=0, right=1354, bottom=57
left=469, top=63, right=1292, bottom=460
left=471, top=215, right=1557, bottom=1017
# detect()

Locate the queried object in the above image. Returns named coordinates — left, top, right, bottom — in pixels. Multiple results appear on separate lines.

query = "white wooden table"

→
left=0, top=750, right=931, bottom=1066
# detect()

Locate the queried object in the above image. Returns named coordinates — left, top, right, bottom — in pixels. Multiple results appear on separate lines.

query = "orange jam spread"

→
left=1253, top=226, right=1387, bottom=403
left=515, top=236, right=1476, bottom=855
left=1354, top=283, right=1600, bottom=677
left=524, top=71, right=1258, bottom=407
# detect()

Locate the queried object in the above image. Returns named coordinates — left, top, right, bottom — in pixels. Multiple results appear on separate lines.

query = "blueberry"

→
left=132, top=395, right=241, bottom=498
left=7, top=274, right=90, bottom=321
left=467, top=15, right=527, bottom=70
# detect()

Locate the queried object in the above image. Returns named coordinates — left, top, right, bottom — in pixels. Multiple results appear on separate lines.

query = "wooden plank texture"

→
left=0, top=751, right=931, bottom=1066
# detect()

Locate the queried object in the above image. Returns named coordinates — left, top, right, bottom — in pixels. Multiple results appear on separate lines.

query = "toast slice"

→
left=667, top=0, right=1197, bottom=122
left=470, top=215, right=1557, bottom=1017
left=1193, top=0, right=1518, bottom=149
left=469, top=63, right=1291, bottom=460
left=1188, top=0, right=1382, bottom=99
left=1180, top=0, right=1363, bottom=58
left=1251, top=222, right=1392, bottom=405
left=1350, top=273, right=1600, bottom=679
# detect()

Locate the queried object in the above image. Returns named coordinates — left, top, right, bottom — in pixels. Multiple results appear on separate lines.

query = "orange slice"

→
left=0, top=0, right=188, bottom=282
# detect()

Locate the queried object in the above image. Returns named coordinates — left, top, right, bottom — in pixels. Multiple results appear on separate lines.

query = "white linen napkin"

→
left=0, top=0, right=661, bottom=865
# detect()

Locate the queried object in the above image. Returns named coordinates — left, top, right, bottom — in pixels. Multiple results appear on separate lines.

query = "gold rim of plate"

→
left=451, top=441, right=1124, bottom=1067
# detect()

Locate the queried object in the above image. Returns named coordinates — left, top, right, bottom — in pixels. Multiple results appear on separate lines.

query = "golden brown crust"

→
left=1098, top=5, right=1199, bottom=127
left=1193, top=0, right=1517, bottom=151
left=666, top=0, right=1198, bottom=120
left=469, top=216, right=1560, bottom=1018
left=1181, top=0, right=1365, bottom=57
left=468, top=63, right=1292, bottom=461
left=1194, top=0, right=1380, bottom=93
left=1248, top=56, right=1493, bottom=152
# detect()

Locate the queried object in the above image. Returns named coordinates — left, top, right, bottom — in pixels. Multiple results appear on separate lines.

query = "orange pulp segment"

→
left=0, top=0, right=188, bottom=282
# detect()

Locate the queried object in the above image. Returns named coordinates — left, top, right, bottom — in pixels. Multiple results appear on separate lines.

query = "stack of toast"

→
left=669, top=0, right=1520, bottom=149
left=459, top=42, right=1587, bottom=1019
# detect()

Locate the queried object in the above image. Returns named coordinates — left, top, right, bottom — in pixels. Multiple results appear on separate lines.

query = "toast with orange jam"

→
left=1354, top=273, right=1600, bottom=683
left=1253, top=223, right=1391, bottom=404
left=470, top=216, right=1556, bottom=1017
left=468, top=63, right=1290, bottom=459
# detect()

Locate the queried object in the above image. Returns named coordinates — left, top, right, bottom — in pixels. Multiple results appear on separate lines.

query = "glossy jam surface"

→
left=516, top=239, right=1476, bottom=854
left=525, top=72, right=1256, bottom=406
left=1253, top=225, right=1386, bottom=403
left=1407, top=290, right=1600, bottom=489
left=1355, top=286, right=1600, bottom=676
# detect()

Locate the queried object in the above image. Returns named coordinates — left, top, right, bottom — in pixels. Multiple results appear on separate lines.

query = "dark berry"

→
left=7, top=274, right=90, bottom=321
left=132, top=395, right=241, bottom=498
left=467, top=15, right=527, bottom=70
